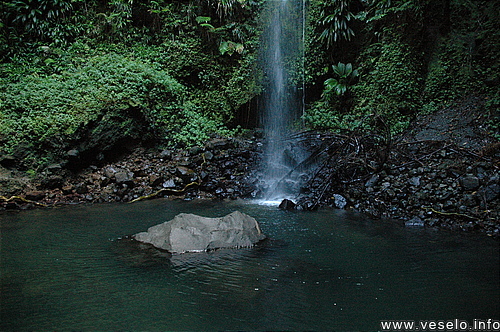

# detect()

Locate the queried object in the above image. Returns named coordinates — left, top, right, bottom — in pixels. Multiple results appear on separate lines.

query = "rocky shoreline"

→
left=1, top=102, right=499, bottom=239
left=0, top=136, right=263, bottom=207
left=305, top=140, right=500, bottom=237
left=1, top=134, right=498, bottom=238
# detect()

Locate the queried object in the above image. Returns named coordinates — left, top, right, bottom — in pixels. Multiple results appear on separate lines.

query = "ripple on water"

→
left=0, top=200, right=499, bottom=331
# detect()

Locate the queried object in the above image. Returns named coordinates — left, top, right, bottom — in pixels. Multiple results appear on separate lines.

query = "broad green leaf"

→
left=196, top=16, right=211, bottom=24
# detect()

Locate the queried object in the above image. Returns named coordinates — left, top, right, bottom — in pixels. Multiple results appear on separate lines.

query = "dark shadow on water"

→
left=111, top=236, right=173, bottom=268
left=111, top=236, right=289, bottom=270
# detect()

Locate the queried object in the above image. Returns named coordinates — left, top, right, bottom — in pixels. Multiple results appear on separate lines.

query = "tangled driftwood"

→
left=272, top=114, right=392, bottom=210
left=0, top=195, right=48, bottom=207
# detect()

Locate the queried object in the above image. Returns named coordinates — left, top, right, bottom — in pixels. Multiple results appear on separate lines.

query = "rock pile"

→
left=0, top=136, right=262, bottom=207
left=295, top=139, right=499, bottom=237
left=292, top=98, right=499, bottom=237
left=344, top=145, right=498, bottom=234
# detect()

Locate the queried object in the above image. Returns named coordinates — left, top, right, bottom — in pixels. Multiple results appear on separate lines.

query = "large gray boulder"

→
left=133, top=211, right=266, bottom=253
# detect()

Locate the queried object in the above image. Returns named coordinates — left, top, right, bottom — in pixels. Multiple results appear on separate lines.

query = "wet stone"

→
left=40, top=175, right=64, bottom=189
left=159, top=149, right=172, bottom=159
left=66, top=149, right=80, bottom=158
left=162, top=179, right=176, bottom=188
left=405, top=216, right=425, bottom=227
left=134, top=169, right=148, bottom=178
left=5, top=202, right=18, bottom=209
left=365, top=174, right=379, bottom=187
left=460, top=175, right=480, bottom=191
left=385, top=189, right=396, bottom=198
left=25, top=190, right=46, bottom=201
left=176, top=166, right=194, bottom=176
left=115, top=171, right=134, bottom=184
left=62, top=185, right=74, bottom=195
left=75, top=183, right=88, bottom=194
left=203, top=151, right=214, bottom=160
left=408, top=176, right=421, bottom=187
left=477, top=184, right=499, bottom=202
left=104, top=166, right=117, bottom=178
left=332, top=194, right=347, bottom=209
left=46, top=164, right=62, bottom=173
left=189, top=146, right=203, bottom=155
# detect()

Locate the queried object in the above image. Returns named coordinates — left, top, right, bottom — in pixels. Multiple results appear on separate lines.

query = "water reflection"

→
left=1, top=199, right=499, bottom=331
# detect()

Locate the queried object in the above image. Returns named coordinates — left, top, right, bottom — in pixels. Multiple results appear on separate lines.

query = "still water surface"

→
left=1, top=199, right=499, bottom=331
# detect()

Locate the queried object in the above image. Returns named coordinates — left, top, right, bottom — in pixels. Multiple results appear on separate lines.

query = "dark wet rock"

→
left=25, top=190, right=46, bottom=201
left=62, top=185, right=74, bottom=195
left=46, top=164, right=62, bottom=173
left=176, top=166, right=194, bottom=177
left=279, top=199, right=296, bottom=210
left=203, top=151, right=214, bottom=160
left=149, top=174, right=163, bottom=187
left=206, top=138, right=233, bottom=150
left=408, top=176, right=421, bottom=187
left=133, top=169, right=148, bottom=178
left=159, top=149, right=172, bottom=159
left=488, top=175, right=499, bottom=184
left=100, top=176, right=112, bottom=187
left=74, top=183, right=88, bottom=194
left=365, top=174, right=379, bottom=187
left=5, top=201, right=18, bottom=209
left=297, top=198, right=317, bottom=211
left=477, top=184, right=499, bottom=202
left=0, top=155, right=16, bottom=168
left=2, top=122, right=497, bottom=239
left=215, top=187, right=226, bottom=195
left=133, top=211, right=266, bottom=253
left=67, top=149, right=79, bottom=158
left=40, top=175, right=64, bottom=189
left=189, top=146, right=203, bottom=155
left=460, top=175, right=480, bottom=191
left=385, top=189, right=396, bottom=198
left=104, top=166, right=117, bottom=179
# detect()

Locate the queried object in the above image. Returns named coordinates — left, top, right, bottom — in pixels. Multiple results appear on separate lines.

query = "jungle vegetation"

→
left=0, top=0, right=498, bottom=170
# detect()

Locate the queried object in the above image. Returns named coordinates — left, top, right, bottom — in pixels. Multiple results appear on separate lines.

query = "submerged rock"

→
left=133, top=211, right=266, bottom=253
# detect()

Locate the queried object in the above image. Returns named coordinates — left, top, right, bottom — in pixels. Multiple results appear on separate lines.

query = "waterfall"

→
left=260, top=0, right=306, bottom=201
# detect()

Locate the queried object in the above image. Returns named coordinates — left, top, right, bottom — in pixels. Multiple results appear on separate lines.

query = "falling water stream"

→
left=261, top=0, right=305, bottom=201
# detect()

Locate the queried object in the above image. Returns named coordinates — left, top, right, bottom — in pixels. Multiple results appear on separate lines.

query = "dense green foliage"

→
left=303, top=0, right=499, bottom=134
left=0, top=0, right=498, bottom=169
left=1, top=52, right=183, bottom=154
left=352, top=32, right=422, bottom=132
left=1, top=0, right=264, bottom=168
